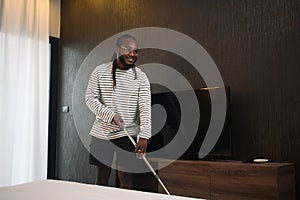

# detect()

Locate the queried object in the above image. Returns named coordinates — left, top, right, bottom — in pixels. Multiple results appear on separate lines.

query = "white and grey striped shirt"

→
left=85, top=62, right=151, bottom=140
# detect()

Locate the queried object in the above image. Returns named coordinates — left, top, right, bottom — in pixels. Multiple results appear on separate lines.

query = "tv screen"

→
left=148, top=85, right=232, bottom=160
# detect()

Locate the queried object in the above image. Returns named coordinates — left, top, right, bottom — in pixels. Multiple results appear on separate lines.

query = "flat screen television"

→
left=148, top=85, right=232, bottom=160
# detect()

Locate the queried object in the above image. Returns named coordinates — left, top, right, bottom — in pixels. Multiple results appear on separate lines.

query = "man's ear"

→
left=115, top=45, right=120, bottom=55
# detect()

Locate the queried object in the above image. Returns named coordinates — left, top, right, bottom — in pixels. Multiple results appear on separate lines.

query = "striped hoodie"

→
left=85, top=62, right=151, bottom=140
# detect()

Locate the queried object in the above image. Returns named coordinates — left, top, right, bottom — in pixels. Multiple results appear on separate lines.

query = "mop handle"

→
left=123, top=127, right=171, bottom=195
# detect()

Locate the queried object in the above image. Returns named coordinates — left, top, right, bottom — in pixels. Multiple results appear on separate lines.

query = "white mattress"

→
left=0, top=179, right=205, bottom=200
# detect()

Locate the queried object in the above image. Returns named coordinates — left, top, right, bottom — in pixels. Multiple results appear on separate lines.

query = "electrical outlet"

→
left=62, top=106, right=69, bottom=113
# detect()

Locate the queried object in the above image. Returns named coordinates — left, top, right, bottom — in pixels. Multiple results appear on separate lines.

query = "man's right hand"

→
left=112, top=113, right=124, bottom=130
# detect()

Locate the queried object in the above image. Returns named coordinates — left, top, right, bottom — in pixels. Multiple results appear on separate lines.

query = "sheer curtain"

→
left=0, top=0, right=50, bottom=186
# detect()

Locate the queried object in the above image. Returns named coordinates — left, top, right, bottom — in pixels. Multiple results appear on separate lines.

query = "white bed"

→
left=0, top=179, right=205, bottom=200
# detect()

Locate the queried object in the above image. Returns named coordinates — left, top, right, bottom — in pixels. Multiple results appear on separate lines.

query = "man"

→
left=85, top=34, right=151, bottom=189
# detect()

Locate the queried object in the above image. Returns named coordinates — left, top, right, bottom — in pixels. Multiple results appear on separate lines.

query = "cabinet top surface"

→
left=150, top=158, right=294, bottom=168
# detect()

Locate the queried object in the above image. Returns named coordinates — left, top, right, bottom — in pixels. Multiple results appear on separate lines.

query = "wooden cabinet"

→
left=156, top=159, right=296, bottom=200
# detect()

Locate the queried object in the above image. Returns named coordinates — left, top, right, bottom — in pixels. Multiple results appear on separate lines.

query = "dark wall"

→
left=57, top=0, right=300, bottom=196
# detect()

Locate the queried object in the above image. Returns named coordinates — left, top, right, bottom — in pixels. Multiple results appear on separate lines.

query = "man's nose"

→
left=128, top=50, right=138, bottom=56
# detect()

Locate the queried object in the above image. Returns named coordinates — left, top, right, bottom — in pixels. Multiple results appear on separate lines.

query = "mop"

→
left=123, top=126, right=171, bottom=195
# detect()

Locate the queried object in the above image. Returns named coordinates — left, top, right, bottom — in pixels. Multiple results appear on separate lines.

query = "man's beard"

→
left=118, top=55, right=136, bottom=69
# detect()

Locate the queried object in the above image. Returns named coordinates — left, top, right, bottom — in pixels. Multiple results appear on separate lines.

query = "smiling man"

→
left=85, top=34, right=151, bottom=189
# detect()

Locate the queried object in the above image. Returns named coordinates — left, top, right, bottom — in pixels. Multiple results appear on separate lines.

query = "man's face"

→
left=116, top=38, right=138, bottom=68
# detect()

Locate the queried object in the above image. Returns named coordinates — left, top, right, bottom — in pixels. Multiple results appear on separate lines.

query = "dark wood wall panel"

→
left=57, top=0, right=300, bottom=197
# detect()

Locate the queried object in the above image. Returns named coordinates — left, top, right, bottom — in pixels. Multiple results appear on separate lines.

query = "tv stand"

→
left=156, top=159, right=296, bottom=199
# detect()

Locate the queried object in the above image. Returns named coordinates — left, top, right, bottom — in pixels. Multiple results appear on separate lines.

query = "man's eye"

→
left=121, top=46, right=138, bottom=54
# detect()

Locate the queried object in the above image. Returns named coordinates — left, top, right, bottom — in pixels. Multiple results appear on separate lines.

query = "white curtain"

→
left=0, top=0, right=50, bottom=186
